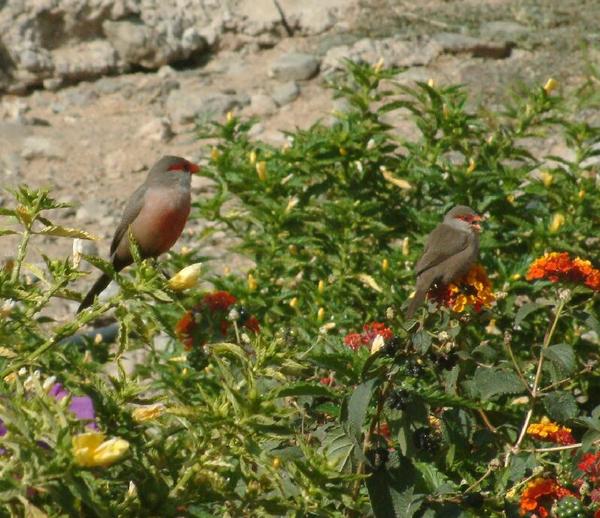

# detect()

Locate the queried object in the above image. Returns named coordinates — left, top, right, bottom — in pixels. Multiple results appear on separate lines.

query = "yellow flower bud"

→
left=247, top=273, right=257, bottom=292
left=402, top=237, right=410, bottom=257
left=317, top=307, right=325, bottom=322
left=578, top=189, right=585, bottom=200
left=249, top=150, right=257, bottom=165
left=132, top=404, right=165, bottom=423
left=182, top=367, right=189, bottom=377
left=442, top=103, right=449, bottom=119
left=272, top=457, right=281, bottom=469
left=427, top=78, right=435, bottom=88
left=373, top=57, right=384, bottom=73
left=210, top=147, right=220, bottom=161
left=506, top=194, right=515, bottom=205
left=288, top=244, right=297, bottom=255
left=539, top=170, right=553, bottom=187
left=256, top=161, right=267, bottom=181
left=318, top=280, right=325, bottom=294
left=226, top=111, right=234, bottom=123
left=289, top=297, right=298, bottom=309
left=549, top=212, right=565, bottom=233
left=543, top=78, right=558, bottom=93
left=168, top=263, right=202, bottom=291
left=381, top=258, right=389, bottom=271
left=339, top=147, right=347, bottom=156
left=511, top=273, right=521, bottom=281
left=467, top=158, right=476, bottom=174
left=72, top=432, right=129, bottom=468
left=285, top=196, right=299, bottom=213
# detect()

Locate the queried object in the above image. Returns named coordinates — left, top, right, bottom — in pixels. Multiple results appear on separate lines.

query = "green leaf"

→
left=0, top=229, right=17, bottom=236
left=473, top=367, right=525, bottom=400
left=33, top=225, right=97, bottom=240
left=514, top=302, right=544, bottom=327
left=322, top=427, right=356, bottom=473
left=543, top=391, right=578, bottom=422
left=413, top=461, right=456, bottom=495
left=275, top=383, right=335, bottom=398
left=366, top=474, right=423, bottom=518
left=544, top=344, right=575, bottom=375
left=345, top=378, right=378, bottom=440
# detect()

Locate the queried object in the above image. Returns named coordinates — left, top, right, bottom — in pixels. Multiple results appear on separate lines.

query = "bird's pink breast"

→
left=131, top=188, right=191, bottom=256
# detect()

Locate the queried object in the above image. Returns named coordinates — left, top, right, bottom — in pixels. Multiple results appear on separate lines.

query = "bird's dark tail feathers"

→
left=405, top=289, right=427, bottom=319
left=77, top=273, right=112, bottom=314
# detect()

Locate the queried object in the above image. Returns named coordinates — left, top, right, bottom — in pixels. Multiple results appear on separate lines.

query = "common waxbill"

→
left=405, top=205, right=482, bottom=319
left=77, top=155, right=199, bottom=313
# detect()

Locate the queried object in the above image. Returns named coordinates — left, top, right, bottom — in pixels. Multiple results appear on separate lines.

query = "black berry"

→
left=414, top=427, right=439, bottom=453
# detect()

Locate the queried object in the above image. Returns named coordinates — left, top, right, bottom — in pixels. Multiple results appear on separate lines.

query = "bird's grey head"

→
left=147, top=155, right=200, bottom=186
left=444, top=205, right=482, bottom=232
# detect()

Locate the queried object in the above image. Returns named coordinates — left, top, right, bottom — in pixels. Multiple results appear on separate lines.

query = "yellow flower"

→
left=578, top=189, right=585, bottom=200
left=132, top=404, right=165, bottom=423
left=288, top=244, right=298, bottom=255
left=72, top=432, right=129, bottom=468
left=289, top=297, right=298, bottom=309
left=511, top=273, right=521, bottom=281
left=226, top=111, right=234, bottom=123
left=339, top=147, right=347, bottom=156
left=402, top=237, right=410, bottom=257
left=466, top=158, right=476, bottom=174
left=427, top=78, right=435, bottom=88
left=539, top=171, right=553, bottom=187
left=168, top=263, right=202, bottom=291
left=318, top=280, right=325, bottom=294
left=373, top=57, right=384, bottom=73
left=256, top=161, right=267, bottom=181
left=249, top=150, right=257, bottom=165
left=549, top=213, right=565, bottom=233
left=381, top=258, right=389, bottom=271
left=317, top=307, right=325, bottom=322
left=210, top=147, right=220, bottom=161
left=247, top=273, right=257, bottom=292
left=543, top=78, right=558, bottom=93
left=272, top=456, right=281, bottom=469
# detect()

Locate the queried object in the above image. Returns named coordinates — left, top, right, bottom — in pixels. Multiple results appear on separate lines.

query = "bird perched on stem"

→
left=77, top=155, right=200, bottom=313
left=405, top=205, right=482, bottom=319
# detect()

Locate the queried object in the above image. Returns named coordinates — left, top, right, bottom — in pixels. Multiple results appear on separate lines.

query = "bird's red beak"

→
left=188, top=162, right=200, bottom=174
left=471, top=214, right=483, bottom=232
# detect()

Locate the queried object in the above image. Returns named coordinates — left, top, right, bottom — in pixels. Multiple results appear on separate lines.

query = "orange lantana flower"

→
left=526, top=417, right=576, bottom=445
left=526, top=252, right=600, bottom=291
left=428, top=264, right=495, bottom=313
left=519, top=478, right=574, bottom=517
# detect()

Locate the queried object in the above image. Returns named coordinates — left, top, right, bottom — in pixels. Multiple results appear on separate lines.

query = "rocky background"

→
left=1, top=0, right=599, bottom=316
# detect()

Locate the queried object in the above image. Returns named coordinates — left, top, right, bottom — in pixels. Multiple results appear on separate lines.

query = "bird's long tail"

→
left=405, top=289, right=427, bottom=319
left=77, top=273, right=112, bottom=314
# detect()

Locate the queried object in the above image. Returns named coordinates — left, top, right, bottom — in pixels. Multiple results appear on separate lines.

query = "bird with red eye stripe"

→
left=77, top=155, right=200, bottom=313
left=405, top=205, right=483, bottom=319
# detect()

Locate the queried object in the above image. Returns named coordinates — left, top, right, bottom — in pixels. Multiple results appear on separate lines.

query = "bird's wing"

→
left=415, top=224, right=469, bottom=276
left=110, top=185, right=147, bottom=256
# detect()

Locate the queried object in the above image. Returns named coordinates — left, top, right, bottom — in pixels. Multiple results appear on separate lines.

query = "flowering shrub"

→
left=0, top=63, right=599, bottom=515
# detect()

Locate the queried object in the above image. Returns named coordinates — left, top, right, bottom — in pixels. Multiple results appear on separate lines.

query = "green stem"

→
left=505, top=298, right=566, bottom=466
left=11, top=227, right=32, bottom=283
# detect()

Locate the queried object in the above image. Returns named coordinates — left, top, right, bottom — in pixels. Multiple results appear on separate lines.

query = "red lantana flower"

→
left=578, top=452, right=600, bottom=485
left=527, top=252, right=600, bottom=291
left=175, top=291, right=259, bottom=350
left=427, top=264, right=495, bottom=313
left=526, top=417, right=576, bottom=446
left=343, top=322, right=393, bottom=351
left=519, top=478, right=574, bottom=517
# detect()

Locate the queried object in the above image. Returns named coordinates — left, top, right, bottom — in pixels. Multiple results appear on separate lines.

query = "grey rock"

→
left=43, top=77, right=64, bottom=91
left=269, top=53, right=320, bottom=81
left=166, top=87, right=250, bottom=125
left=480, top=21, right=528, bottom=42
left=52, top=40, right=122, bottom=82
left=61, top=87, right=99, bottom=107
left=136, top=117, right=174, bottom=142
left=21, top=136, right=64, bottom=160
left=1, top=153, right=23, bottom=184
left=76, top=200, right=106, bottom=223
left=432, top=32, right=512, bottom=59
left=249, top=93, right=278, bottom=116
left=94, top=76, right=124, bottom=95
left=271, top=81, right=300, bottom=106
left=323, top=37, right=443, bottom=71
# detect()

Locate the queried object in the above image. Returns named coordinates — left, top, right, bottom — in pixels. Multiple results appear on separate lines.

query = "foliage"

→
left=0, top=61, right=599, bottom=517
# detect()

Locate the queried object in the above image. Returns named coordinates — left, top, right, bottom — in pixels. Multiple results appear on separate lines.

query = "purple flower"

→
left=50, top=383, right=98, bottom=430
